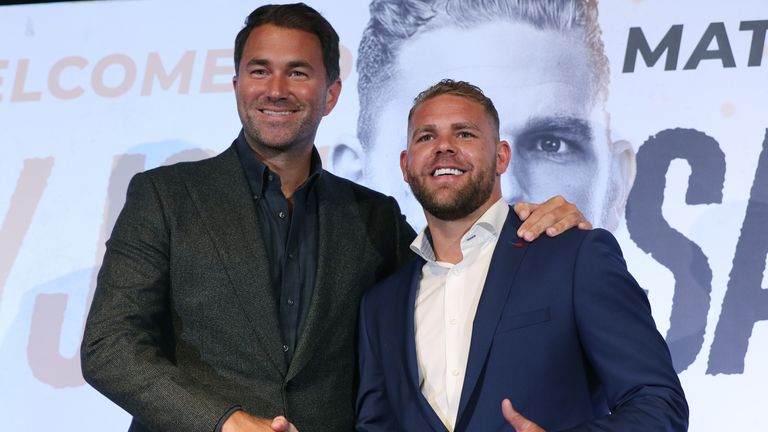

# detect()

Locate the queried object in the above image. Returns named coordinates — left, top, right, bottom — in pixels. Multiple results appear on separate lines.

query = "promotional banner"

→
left=0, top=0, right=765, bottom=429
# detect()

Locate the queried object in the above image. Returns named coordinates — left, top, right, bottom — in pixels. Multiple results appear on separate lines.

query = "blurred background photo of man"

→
left=342, top=0, right=635, bottom=230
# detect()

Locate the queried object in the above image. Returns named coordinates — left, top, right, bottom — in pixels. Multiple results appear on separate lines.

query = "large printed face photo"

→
left=349, top=1, right=635, bottom=230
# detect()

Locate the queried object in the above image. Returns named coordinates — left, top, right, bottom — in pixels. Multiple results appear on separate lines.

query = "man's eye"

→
left=515, top=134, right=587, bottom=163
left=290, top=70, right=308, bottom=78
left=251, top=69, right=267, bottom=76
left=457, top=131, right=475, bottom=139
left=535, top=136, right=567, bottom=153
left=416, top=134, right=434, bottom=142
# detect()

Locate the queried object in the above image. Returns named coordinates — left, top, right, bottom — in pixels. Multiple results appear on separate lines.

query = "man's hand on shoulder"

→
left=514, top=195, right=591, bottom=242
left=222, top=411, right=299, bottom=432
left=502, top=399, right=545, bottom=432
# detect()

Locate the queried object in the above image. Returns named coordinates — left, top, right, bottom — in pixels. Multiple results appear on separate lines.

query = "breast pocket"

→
left=495, top=307, right=551, bottom=334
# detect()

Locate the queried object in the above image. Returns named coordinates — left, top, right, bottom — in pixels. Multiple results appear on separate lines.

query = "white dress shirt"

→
left=410, top=199, right=509, bottom=431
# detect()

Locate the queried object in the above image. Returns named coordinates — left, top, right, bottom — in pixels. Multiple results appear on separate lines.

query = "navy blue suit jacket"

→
left=356, top=209, right=688, bottom=431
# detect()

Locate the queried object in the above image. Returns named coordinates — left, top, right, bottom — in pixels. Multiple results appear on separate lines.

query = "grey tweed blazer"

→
left=81, top=143, right=415, bottom=432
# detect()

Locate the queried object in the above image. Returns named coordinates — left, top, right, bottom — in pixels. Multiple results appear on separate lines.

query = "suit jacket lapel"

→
left=392, top=258, right=446, bottom=432
left=287, top=174, right=367, bottom=379
left=404, top=259, right=422, bottom=390
left=456, top=210, right=527, bottom=426
left=184, top=145, right=286, bottom=375
left=403, top=259, right=446, bottom=432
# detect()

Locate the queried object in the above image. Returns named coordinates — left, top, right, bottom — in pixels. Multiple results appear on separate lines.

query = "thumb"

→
left=271, top=416, right=288, bottom=431
left=502, top=399, right=533, bottom=431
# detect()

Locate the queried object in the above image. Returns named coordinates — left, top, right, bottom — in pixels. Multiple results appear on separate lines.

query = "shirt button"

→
left=449, top=317, right=457, bottom=325
left=268, top=174, right=274, bottom=181
left=253, top=194, right=259, bottom=200
left=282, top=344, right=289, bottom=352
left=287, top=298, right=294, bottom=306
left=278, top=211, right=286, bottom=219
left=451, top=369, right=460, bottom=376
left=287, top=253, right=294, bottom=259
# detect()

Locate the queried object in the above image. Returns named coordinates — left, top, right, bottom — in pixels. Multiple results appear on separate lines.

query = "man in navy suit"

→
left=356, top=80, right=688, bottom=431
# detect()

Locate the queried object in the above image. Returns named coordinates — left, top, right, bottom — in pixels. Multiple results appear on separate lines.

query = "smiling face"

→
left=233, top=24, right=341, bottom=158
left=402, top=94, right=510, bottom=222
left=364, top=20, right=626, bottom=228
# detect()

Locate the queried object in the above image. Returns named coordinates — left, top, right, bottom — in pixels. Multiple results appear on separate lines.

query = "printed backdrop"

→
left=0, top=0, right=766, bottom=429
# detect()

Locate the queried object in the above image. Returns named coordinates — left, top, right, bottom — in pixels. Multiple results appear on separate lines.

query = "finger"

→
left=543, top=211, right=589, bottom=237
left=502, top=399, right=539, bottom=432
left=501, top=398, right=516, bottom=422
left=518, top=196, right=590, bottom=240
left=501, top=399, right=527, bottom=430
left=517, top=200, right=565, bottom=241
left=514, top=202, right=539, bottom=222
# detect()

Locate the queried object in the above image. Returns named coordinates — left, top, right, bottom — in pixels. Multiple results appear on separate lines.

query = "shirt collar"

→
left=410, top=198, right=509, bottom=263
left=235, top=129, right=323, bottom=197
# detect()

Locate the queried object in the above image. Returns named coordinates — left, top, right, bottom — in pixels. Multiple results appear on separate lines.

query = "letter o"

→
left=91, top=54, right=136, bottom=98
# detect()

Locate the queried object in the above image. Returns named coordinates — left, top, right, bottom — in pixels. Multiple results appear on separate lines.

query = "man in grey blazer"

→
left=81, top=3, right=589, bottom=432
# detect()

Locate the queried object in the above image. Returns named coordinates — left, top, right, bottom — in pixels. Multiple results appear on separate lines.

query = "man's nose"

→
left=266, top=76, right=288, bottom=100
left=434, top=136, right=457, bottom=154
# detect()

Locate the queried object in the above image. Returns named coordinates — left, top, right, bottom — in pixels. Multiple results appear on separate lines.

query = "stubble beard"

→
left=408, top=159, right=496, bottom=221
left=241, top=104, right=319, bottom=154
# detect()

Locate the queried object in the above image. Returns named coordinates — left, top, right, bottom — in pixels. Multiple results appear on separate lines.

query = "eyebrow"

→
left=244, top=58, right=315, bottom=71
left=410, top=122, right=482, bottom=140
left=515, top=116, right=593, bottom=140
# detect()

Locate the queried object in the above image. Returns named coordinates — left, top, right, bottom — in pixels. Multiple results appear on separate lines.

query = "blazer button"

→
left=282, top=344, right=289, bottom=352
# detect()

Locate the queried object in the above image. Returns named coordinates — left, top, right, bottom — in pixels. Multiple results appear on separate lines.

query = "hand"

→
left=270, top=416, right=299, bottom=432
left=222, top=411, right=297, bottom=432
left=514, top=195, right=592, bottom=242
left=502, top=399, right=545, bottom=432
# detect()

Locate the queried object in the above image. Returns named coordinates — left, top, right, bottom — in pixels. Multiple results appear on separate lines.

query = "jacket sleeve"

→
left=566, top=229, right=689, bottom=431
left=388, top=196, right=417, bottom=267
left=80, top=172, right=236, bottom=432
left=355, top=289, right=403, bottom=432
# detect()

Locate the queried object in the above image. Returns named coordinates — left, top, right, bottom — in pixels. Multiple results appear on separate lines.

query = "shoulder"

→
left=319, top=170, right=399, bottom=204
left=140, top=145, right=238, bottom=181
left=125, top=145, right=241, bottom=200
left=573, top=228, right=626, bottom=262
left=318, top=170, right=412, bottom=231
left=529, top=224, right=622, bottom=255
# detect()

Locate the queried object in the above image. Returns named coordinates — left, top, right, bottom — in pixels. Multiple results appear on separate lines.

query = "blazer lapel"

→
left=404, top=259, right=422, bottom=391
left=184, top=145, right=286, bottom=375
left=403, top=259, right=451, bottom=432
left=287, top=174, right=368, bottom=379
left=456, top=210, right=527, bottom=426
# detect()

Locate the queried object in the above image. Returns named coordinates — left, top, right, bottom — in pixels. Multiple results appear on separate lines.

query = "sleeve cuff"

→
left=214, top=406, right=243, bottom=432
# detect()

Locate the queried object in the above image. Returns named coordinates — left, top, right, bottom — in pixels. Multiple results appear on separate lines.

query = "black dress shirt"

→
left=235, top=130, right=320, bottom=365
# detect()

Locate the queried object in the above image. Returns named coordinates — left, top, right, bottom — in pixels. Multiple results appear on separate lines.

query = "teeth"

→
left=262, top=110, right=292, bottom=116
left=432, top=168, right=465, bottom=176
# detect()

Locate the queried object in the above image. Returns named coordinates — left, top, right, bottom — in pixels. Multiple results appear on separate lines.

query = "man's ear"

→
left=329, top=136, right=363, bottom=182
left=496, top=140, right=511, bottom=175
left=604, top=139, right=636, bottom=231
left=323, top=79, right=343, bottom=116
left=400, top=149, right=410, bottom=184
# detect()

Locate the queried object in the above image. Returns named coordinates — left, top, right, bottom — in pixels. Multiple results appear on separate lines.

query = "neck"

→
left=246, top=138, right=314, bottom=202
left=424, top=196, right=500, bottom=265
